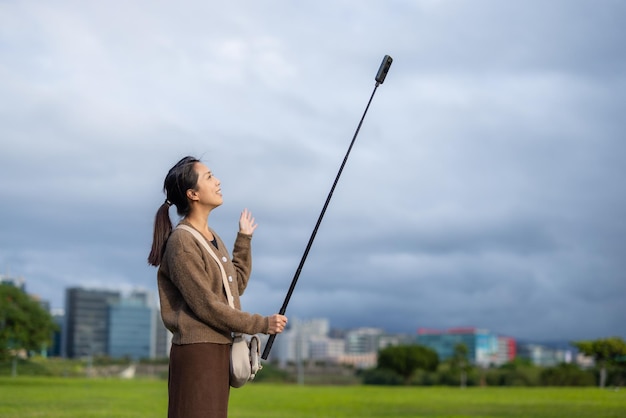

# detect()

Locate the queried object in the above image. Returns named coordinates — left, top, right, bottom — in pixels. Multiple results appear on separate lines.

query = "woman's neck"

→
left=184, top=210, right=211, bottom=233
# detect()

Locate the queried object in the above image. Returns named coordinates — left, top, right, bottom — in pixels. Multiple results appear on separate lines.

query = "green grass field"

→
left=0, top=377, right=624, bottom=418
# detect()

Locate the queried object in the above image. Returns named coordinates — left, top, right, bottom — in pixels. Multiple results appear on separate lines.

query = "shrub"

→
left=361, top=368, right=403, bottom=385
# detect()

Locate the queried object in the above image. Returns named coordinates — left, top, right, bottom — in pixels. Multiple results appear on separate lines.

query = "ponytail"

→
left=148, top=201, right=173, bottom=266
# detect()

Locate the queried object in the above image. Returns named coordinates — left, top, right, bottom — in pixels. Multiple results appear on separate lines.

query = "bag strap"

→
left=176, top=224, right=235, bottom=309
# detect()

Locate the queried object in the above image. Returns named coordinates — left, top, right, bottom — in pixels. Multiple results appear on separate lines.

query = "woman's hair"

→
left=147, top=156, right=201, bottom=266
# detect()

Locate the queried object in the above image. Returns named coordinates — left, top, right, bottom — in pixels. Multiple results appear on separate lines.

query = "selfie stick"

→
left=261, top=55, right=393, bottom=360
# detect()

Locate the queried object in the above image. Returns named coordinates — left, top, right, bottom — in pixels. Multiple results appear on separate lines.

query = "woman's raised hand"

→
left=238, top=208, right=258, bottom=236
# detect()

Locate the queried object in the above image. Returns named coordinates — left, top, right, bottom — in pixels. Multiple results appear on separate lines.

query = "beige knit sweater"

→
left=157, top=220, right=270, bottom=345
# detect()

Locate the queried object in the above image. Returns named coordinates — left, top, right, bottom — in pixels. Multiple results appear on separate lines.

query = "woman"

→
left=148, top=156, right=287, bottom=418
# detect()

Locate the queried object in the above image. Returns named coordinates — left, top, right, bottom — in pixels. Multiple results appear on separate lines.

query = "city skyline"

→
left=4, top=276, right=599, bottom=347
left=3, top=277, right=575, bottom=369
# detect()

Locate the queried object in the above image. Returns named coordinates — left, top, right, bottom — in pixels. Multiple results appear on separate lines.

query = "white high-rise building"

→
left=272, top=318, right=330, bottom=365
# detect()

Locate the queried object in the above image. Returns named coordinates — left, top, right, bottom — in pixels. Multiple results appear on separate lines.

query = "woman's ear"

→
left=186, top=189, right=199, bottom=201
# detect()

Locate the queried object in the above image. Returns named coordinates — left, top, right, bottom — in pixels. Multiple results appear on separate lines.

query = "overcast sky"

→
left=1, top=0, right=625, bottom=343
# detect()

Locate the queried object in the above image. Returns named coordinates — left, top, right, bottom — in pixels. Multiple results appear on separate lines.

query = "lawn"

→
left=0, top=377, right=624, bottom=418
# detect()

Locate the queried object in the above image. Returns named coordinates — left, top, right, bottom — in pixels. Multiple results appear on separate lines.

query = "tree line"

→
left=362, top=338, right=626, bottom=388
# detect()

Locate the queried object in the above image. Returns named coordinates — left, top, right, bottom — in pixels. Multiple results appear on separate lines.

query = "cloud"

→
left=1, top=0, right=625, bottom=343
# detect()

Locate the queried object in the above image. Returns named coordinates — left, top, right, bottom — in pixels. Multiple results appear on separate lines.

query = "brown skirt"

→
left=168, top=342, right=230, bottom=418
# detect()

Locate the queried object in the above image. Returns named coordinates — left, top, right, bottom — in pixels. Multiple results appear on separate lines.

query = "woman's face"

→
left=191, top=162, right=223, bottom=208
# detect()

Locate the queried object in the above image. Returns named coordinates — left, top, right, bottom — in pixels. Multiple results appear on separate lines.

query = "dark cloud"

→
left=1, top=0, right=625, bottom=343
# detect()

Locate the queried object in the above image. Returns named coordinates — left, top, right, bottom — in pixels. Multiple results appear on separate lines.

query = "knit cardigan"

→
left=157, top=220, right=270, bottom=345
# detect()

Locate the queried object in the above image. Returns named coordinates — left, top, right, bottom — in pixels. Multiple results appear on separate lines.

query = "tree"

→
left=0, top=284, right=58, bottom=363
left=450, top=342, right=470, bottom=388
left=573, top=337, right=626, bottom=388
left=377, top=344, right=439, bottom=385
left=539, top=363, right=595, bottom=386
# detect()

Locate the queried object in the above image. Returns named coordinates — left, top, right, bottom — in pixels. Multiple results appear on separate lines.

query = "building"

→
left=416, top=327, right=512, bottom=367
left=269, top=320, right=414, bottom=369
left=154, top=310, right=172, bottom=358
left=379, top=333, right=415, bottom=350
left=517, top=343, right=572, bottom=367
left=345, top=327, right=384, bottom=354
left=63, top=288, right=121, bottom=358
left=309, top=335, right=345, bottom=361
left=49, top=309, right=65, bottom=357
left=497, top=336, right=516, bottom=364
left=273, top=318, right=330, bottom=365
left=108, top=291, right=155, bottom=360
left=63, top=287, right=165, bottom=360
left=338, top=352, right=378, bottom=369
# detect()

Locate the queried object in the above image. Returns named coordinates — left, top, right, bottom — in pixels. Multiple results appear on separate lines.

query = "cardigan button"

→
left=222, top=256, right=227, bottom=262
left=228, top=276, right=233, bottom=282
